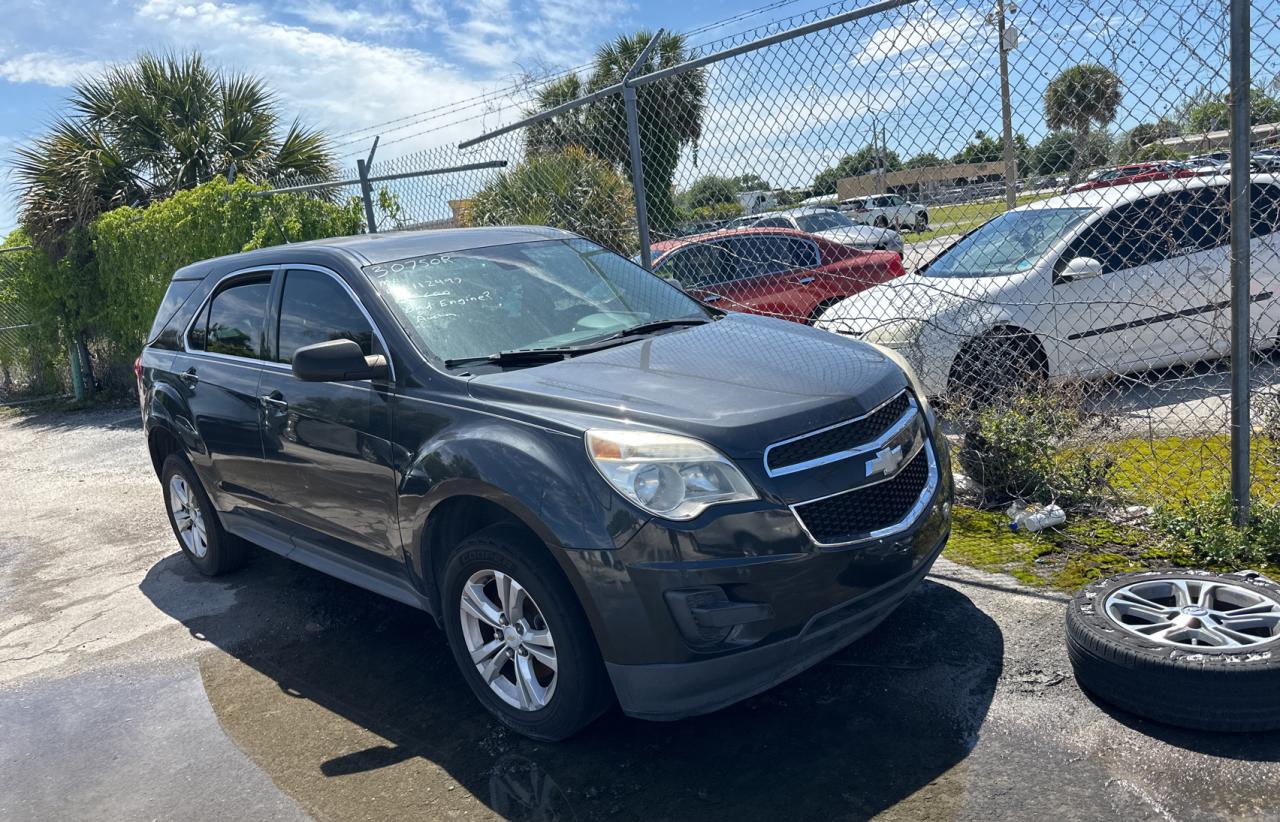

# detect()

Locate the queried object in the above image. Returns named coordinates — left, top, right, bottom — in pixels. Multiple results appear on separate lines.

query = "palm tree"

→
left=523, top=74, right=590, bottom=157
left=13, top=52, right=335, bottom=251
left=585, top=31, right=706, bottom=233
left=1044, top=63, right=1123, bottom=184
left=522, top=31, right=705, bottom=234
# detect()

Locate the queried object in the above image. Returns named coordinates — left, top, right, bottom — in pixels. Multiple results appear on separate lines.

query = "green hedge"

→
left=92, top=177, right=363, bottom=357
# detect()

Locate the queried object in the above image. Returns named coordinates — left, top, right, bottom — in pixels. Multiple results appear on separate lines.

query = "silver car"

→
left=742, top=207, right=904, bottom=254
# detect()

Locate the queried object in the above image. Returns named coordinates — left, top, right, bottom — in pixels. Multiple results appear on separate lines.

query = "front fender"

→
left=396, top=416, right=652, bottom=593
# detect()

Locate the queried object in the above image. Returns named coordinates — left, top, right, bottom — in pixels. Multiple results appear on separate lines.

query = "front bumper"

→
left=561, top=423, right=952, bottom=720
left=606, top=525, right=949, bottom=720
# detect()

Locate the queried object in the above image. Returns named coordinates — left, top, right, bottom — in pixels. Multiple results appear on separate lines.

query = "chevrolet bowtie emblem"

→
left=866, top=444, right=905, bottom=477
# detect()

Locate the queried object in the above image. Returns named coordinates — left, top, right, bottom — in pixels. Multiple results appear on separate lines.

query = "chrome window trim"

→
left=180, top=263, right=395, bottom=382
left=789, top=440, right=939, bottom=549
left=763, top=390, right=914, bottom=477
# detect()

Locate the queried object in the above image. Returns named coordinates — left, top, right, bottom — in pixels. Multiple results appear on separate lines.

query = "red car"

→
left=1068, top=161, right=1196, bottom=193
left=651, top=227, right=905, bottom=324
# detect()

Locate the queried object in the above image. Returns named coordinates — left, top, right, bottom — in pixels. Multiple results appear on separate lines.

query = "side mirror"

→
left=1058, top=256, right=1103, bottom=282
left=292, top=339, right=388, bottom=382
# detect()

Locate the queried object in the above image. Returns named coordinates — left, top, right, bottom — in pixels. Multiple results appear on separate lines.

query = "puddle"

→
left=150, top=550, right=1005, bottom=820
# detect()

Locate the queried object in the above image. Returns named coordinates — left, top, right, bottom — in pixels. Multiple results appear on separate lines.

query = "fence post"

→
left=358, top=137, right=381, bottom=234
left=1229, top=0, right=1252, bottom=526
left=357, top=159, right=378, bottom=234
left=624, top=30, right=665, bottom=270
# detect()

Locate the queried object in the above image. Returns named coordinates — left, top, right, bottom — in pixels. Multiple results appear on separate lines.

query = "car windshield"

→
left=924, top=207, right=1094, bottom=278
left=793, top=211, right=856, bottom=233
left=364, top=238, right=708, bottom=362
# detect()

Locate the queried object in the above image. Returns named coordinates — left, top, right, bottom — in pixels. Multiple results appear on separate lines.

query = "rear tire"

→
left=874, top=215, right=889, bottom=228
left=160, top=454, right=247, bottom=576
left=914, top=212, right=928, bottom=232
left=442, top=524, right=612, bottom=740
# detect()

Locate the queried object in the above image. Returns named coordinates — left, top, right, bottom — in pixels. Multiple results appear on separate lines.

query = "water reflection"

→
left=141, top=549, right=1003, bottom=821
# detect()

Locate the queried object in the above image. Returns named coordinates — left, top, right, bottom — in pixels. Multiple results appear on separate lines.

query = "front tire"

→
left=914, top=212, right=928, bottom=232
left=948, top=332, right=1044, bottom=408
left=160, top=454, right=247, bottom=576
left=442, top=524, right=612, bottom=740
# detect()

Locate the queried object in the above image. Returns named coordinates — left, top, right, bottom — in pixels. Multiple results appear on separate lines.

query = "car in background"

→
left=839, top=194, right=930, bottom=232
left=652, top=227, right=905, bottom=323
left=737, top=207, right=904, bottom=255
left=1068, top=161, right=1196, bottom=193
left=815, top=175, right=1280, bottom=402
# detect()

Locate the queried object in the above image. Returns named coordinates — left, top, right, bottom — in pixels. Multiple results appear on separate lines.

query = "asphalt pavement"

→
left=2, top=407, right=1279, bottom=821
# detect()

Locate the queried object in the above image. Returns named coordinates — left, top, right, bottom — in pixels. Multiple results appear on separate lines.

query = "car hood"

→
left=815, top=273, right=1007, bottom=336
left=466, top=313, right=908, bottom=458
left=814, top=225, right=903, bottom=251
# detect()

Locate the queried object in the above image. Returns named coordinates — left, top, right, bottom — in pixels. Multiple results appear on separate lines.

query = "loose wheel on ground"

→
left=1066, top=570, right=1280, bottom=732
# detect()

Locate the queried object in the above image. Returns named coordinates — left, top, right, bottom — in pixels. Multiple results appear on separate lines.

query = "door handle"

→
left=703, top=293, right=723, bottom=302
left=179, top=368, right=199, bottom=386
left=793, top=276, right=816, bottom=285
left=260, top=394, right=288, bottom=411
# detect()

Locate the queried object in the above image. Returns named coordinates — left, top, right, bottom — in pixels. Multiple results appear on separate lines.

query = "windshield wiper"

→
left=595, top=317, right=711, bottom=342
left=444, top=348, right=580, bottom=368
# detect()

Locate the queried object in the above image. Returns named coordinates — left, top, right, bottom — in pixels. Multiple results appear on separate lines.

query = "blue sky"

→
left=2, top=0, right=1279, bottom=235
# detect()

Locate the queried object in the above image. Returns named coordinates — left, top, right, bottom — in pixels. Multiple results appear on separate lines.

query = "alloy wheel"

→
left=459, top=569, right=559, bottom=711
left=168, top=474, right=208, bottom=558
left=1102, top=577, right=1280, bottom=649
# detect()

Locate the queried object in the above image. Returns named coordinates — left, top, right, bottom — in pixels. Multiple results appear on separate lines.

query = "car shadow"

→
left=1079, top=689, right=1280, bottom=762
left=141, top=548, right=1004, bottom=821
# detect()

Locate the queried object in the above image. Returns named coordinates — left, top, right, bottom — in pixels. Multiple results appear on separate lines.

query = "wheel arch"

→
left=947, top=323, right=1050, bottom=392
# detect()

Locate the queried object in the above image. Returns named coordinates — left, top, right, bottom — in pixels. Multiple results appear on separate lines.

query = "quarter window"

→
left=202, top=278, right=271, bottom=359
left=276, top=269, right=374, bottom=364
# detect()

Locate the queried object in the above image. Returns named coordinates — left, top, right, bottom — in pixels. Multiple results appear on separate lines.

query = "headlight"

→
left=867, top=342, right=932, bottom=412
left=586, top=430, right=758, bottom=520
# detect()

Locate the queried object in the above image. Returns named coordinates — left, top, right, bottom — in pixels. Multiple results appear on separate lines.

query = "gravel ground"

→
left=2, top=406, right=1279, bottom=821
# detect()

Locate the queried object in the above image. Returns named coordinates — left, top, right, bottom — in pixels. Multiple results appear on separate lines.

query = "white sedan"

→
left=815, top=175, right=1280, bottom=400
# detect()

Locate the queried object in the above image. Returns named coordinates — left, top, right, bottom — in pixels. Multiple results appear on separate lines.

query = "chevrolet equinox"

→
left=138, top=226, right=953, bottom=740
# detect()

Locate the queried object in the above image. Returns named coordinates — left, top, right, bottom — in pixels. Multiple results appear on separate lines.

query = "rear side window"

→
left=276, top=269, right=373, bottom=364
left=204, top=279, right=271, bottom=359
left=730, top=236, right=818, bottom=277
left=657, top=243, right=732, bottom=287
left=146, top=280, right=198, bottom=344
left=1253, top=184, right=1280, bottom=237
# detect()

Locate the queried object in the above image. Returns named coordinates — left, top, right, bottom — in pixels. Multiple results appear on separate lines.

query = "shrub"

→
left=1152, top=494, right=1280, bottom=568
left=687, top=201, right=744, bottom=223
left=92, top=177, right=363, bottom=358
left=466, top=146, right=637, bottom=255
left=958, top=387, right=1117, bottom=510
left=0, top=233, right=73, bottom=396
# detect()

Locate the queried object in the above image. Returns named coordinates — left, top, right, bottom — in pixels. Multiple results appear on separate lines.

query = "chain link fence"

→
left=0, top=246, right=51, bottom=400
left=249, top=0, right=1280, bottom=582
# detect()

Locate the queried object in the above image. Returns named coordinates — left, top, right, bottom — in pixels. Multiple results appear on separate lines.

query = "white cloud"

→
left=0, top=51, right=106, bottom=86
left=852, top=8, right=987, bottom=66
left=133, top=0, right=505, bottom=155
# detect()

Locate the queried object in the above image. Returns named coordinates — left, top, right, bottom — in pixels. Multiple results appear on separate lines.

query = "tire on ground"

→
left=1065, top=570, right=1280, bottom=732
left=442, top=523, right=613, bottom=740
left=160, top=453, right=248, bottom=576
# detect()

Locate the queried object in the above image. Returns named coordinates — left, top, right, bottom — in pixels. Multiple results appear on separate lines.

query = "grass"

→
left=943, top=434, right=1280, bottom=590
left=908, top=191, right=1059, bottom=244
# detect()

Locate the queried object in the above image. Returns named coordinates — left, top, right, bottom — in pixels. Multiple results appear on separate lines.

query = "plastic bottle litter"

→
left=1006, top=501, right=1067, bottom=532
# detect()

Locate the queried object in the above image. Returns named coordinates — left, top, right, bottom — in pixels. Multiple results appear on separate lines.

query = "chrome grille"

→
left=792, top=444, right=937, bottom=547
left=764, top=391, right=913, bottom=477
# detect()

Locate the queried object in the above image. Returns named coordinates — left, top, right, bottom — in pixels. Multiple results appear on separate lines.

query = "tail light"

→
left=134, top=356, right=144, bottom=396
